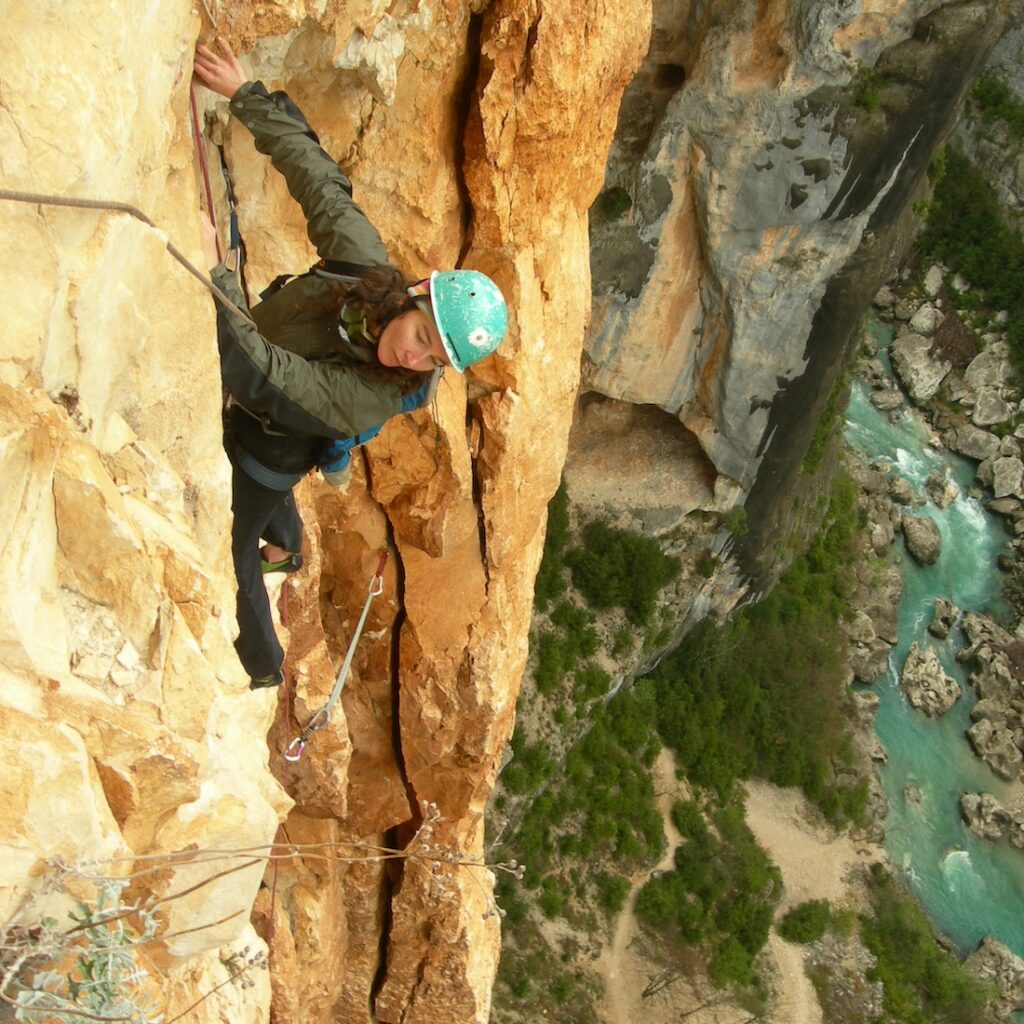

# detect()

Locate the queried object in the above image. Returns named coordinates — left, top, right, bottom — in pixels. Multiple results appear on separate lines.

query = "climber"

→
left=193, top=38, right=508, bottom=690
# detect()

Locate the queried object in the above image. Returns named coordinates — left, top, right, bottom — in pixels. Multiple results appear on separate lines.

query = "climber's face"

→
left=377, top=307, right=448, bottom=372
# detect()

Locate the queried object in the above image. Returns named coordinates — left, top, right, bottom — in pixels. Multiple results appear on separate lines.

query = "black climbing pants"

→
left=230, top=461, right=303, bottom=679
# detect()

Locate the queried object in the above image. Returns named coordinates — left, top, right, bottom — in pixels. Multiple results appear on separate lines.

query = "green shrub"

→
left=566, top=522, right=679, bottom=625
left=574, top=663, right=611, bottom=701
left=502, top=731, right=555, bottom=794
left=671, top=800, right=706, bottom=839
left=611, top=625, right=634, bottom=656
left=778, top=900, right=831, bottom=943
left=723, top=507, right=748, bottom=536
left=533, top=630, right=564, bottom=694
left=591, top=186, right=633, bottom=225
left=971, top=71, right=1024, bottom=141
left=550, top=601, right=600, bottom=667
left=539, top=875, right=566, bottom=919
left=595, top=872, right=631, bottom=916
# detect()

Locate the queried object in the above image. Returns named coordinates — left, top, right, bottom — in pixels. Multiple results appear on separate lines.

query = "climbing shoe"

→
left=260, top=551, right=303, bottom=575
left=249, top=669, right=284, bottom=690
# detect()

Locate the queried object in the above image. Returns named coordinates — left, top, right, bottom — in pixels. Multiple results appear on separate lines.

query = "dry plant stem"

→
left=142, top=908, right=244, bottom=945
left=61, top=859, right=261, bottom=940
left=75, top=841, right=512, bottom=878
left=164, top=971, right=239, bottom=1024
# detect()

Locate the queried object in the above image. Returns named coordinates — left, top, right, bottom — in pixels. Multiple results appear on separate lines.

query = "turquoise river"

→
left=844, top=328, right=1024, bottom=970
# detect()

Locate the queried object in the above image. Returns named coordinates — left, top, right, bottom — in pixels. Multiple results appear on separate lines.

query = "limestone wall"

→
left=0, top=1, right=647, bottom=1021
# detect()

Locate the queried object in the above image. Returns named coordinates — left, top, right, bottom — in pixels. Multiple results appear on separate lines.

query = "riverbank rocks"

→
left=923, top=264, right=945, bottom=298
left=890, top=331, right=951, bottom=402
left=967, top=719, right=1023, bottom=781
left=901, top=513, right=942, bottom=565
left=974, top=388, right=1015, bottom=427
left=990, top=456, right=1024, bottom=499
left=957, top=615, right=1024, bottom=781
left=909, top=303, right=944, bottom=335
left=960, top=791, right=1013, bottom=841
left=900, top=642, right=961, bottom=716
left=847, top=611, right=893, bottom=684
left=806, top=931, right=885, bottom=1024
left=946, top=422, right=1003, bottom=462
left=928, top=597, right=959, bottom=639
left=965, top=938, right=1024, bottom=1022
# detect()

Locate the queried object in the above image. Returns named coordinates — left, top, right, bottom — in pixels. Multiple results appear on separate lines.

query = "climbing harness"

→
left=0, top=188, right=257, bottom=330
left=283, top=552, right=389, bottom=762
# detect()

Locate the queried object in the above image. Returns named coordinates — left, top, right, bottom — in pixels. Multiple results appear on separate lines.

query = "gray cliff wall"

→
left=580, top=0, right=1009, bottom=589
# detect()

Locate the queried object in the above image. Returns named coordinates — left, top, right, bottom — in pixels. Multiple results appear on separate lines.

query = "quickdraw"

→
left=284, top=552, right=389, bottom=762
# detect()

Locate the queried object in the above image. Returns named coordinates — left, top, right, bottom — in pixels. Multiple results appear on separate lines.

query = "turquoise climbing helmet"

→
left=426, top=270, right=508, bottom=372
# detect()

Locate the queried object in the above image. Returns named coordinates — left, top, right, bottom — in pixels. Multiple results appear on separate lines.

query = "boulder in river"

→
left=900, top=642, right=961, bottom=716
left=869, top=389, right=904, bottom=412
left=925, top=469, right=959, bottom=509
left=901, top=513, right=942, bottom=565
left=888, top=476, right=923, bottom=506
left=928, top=597, right=959, bottom=639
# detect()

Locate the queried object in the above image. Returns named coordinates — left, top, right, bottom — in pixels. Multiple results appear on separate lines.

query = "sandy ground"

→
left=588, top=763, right=881, bottom=1024
left=743, top=780, right=883, bottom=1024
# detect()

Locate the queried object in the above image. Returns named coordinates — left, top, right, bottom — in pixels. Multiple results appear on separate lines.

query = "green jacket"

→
left=214, top=82, right=428, bottom=480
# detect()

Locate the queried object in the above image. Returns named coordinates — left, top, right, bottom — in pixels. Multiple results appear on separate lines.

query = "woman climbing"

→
left=193, top=38, right=508, bottom=690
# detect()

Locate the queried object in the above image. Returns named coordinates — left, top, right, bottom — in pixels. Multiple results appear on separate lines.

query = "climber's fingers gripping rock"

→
left=194, top=37, right=246, bottom=100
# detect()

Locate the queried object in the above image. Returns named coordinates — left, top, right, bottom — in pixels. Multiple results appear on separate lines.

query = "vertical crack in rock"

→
left=454, top=13, right=485, bottom=267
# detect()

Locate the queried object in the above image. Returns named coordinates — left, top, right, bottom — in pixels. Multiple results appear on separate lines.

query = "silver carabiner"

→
left=283, top=736, right=306, bottom=763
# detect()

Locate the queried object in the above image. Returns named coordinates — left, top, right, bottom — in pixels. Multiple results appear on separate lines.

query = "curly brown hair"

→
left=322, top=264, right=431, bottom=391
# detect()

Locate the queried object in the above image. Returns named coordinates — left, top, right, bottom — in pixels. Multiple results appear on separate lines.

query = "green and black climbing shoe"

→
left=250, top=669, right=284, bottom=690
left=260, top=551, right=303, bottom=575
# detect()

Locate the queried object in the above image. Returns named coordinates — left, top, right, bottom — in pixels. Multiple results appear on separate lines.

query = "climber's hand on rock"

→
left=194, top=37, right=246, bottom=100
left=199, top=210, right=220, bottom=270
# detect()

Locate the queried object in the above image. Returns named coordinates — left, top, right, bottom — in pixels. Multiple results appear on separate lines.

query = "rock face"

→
left=1, top=1, right=649, bottom=1021
left=900, top=642, right=961, bottom=717
left=0, top=1, right=1014, bottom=1022
left=584, top=0, right=1007, bottom=587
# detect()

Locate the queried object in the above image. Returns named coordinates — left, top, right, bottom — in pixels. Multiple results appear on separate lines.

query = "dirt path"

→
left=594, top=748, right=685, bottom=1024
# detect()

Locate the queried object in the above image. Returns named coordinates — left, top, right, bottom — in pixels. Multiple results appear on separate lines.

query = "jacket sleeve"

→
left=212, top=265, right=404, bottom=439
left=228, top=81, right=390, bottom=272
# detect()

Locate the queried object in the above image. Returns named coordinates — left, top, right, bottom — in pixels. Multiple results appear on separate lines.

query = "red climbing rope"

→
left=189, top=84, right=222, bottom=264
